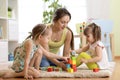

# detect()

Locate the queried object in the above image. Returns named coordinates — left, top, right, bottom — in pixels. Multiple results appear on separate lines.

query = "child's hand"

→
left=80, top=58, right=88, bottom=63
left=24, top=74, right=33, bottom=80
left=58, top=62, right=67, bottom=71
left=69, top=50, right=74, bottom=53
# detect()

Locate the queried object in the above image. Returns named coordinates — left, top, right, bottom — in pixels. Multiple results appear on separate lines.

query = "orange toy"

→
left=93, top=68, right=99, bottom=72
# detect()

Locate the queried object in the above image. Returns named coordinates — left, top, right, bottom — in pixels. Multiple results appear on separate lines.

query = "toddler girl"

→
left=75, top=23, right=109, bottom=70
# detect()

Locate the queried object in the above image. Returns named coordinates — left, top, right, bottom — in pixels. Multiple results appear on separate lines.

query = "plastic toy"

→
left=93, top=68, right=99, bottom=72
left=66, top=51, right=77, bottom=73
left=47, top=67, right=53, bottom=72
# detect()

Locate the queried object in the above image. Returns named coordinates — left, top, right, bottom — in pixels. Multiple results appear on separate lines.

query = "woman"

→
left=40, top=8, right=74, bottom=70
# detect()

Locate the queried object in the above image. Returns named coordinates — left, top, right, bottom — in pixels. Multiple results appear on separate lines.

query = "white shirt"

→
left=88, top=41, right=110, bottom=69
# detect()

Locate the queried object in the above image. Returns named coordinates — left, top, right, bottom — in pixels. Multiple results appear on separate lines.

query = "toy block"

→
left=73, top=67, right=77, bottom=72
left=72, top=60, right=76, bottom=65
left=67, top=68, right=73, bottom=73
left=54, top=67, right=62, bottom=72
left=68, top=59, right=72, bottom=64
left=40, top=67, right=47, bottom=71
left=71, top=56, right=76, bottom=60
left=66, top=64, right=71, bottom=68
left=71, top=64, right=76, bottom=68
left=93, top=68, right=99, bottom=72
left=47, top=67, right=53, bottom=72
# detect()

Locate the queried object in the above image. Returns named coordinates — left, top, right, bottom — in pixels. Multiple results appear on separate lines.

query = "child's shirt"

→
left=88, top=41, right=110, bottom=69
left=11, top=38, right=39, bottom=72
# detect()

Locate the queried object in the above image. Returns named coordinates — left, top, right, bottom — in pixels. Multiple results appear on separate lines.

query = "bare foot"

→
left=2, top=70, right=15, bottom=78
left=0, top=78, right=3, bottom=80
left=0, top=70, right=9, bottom=77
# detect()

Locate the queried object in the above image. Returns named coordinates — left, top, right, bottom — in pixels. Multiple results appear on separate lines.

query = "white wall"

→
left=18, top=0, right=44, bottom=43
left=87, top=0, right=110, bottom=19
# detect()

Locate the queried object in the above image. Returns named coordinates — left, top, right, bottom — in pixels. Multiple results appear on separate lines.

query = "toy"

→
left=40, top=66, right=62, bottom=72
left=93, top=68, right=99, bottom=72
left=54, top=67, right=62, bottom=72
left=47, top=67, right=53, bottom=72
left=66, top=51, right=77, bottom=73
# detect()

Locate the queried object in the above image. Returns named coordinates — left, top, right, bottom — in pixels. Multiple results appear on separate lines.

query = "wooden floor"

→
left=0, top=57, right=120, bottom=80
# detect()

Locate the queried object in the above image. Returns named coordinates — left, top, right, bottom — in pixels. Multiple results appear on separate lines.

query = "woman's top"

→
left=48, top=24, right=68, bottom=54
left=11, top=38, right=39, bottom=72
left=88, top=41, right=110, bottom=69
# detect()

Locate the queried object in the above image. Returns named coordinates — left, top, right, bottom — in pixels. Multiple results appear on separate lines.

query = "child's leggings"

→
left=76, top=52, right=99, bottom=70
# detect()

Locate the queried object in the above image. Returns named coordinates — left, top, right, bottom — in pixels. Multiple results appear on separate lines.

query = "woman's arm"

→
left=41, top=46, right=67, bottom=61
left=63, top=29, right=72, bottom=57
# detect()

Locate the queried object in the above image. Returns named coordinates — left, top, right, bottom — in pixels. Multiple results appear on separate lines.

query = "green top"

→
left=48, top=24, right=68, bottom=54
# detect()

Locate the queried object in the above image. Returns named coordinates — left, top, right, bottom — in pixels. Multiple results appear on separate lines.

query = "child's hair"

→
left=26, top=24, right=51, bottom=40
left=84, top=23, right=101, bottom=41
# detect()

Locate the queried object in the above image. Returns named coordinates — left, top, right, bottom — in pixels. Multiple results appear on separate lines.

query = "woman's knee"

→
left=40, top=56, right=50, bottom=67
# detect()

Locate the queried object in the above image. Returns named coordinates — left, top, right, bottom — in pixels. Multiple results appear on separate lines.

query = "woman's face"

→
left=55, top=15, right=70, bottom=30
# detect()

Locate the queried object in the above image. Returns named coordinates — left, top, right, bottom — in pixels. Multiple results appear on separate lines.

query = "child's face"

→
left=40, top=30, right=52, bottom=45
left=85, top=33, right=95, bottom=44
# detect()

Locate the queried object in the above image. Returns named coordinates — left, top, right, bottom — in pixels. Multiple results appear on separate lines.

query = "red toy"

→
left=47, top=67, right=53, bottom=72
left=93, top=68, right=99, bottom=72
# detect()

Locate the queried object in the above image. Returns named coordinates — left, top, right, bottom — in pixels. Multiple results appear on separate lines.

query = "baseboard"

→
left=114, top=56, right=120, bottom=61
left=115, top=56, right=120, bottom=59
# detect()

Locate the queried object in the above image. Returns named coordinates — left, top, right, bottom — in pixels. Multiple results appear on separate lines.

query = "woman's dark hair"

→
left=53, top=8, right=71, bottom=22
left=84, top=23, right=101, bottom=41
left=66, top=27, right=74, bottom=50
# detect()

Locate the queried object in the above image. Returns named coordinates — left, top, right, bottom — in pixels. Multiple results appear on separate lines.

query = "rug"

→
left=0, top=62, right=115, bottom=78
left=39, top=62, right=115, bottom=78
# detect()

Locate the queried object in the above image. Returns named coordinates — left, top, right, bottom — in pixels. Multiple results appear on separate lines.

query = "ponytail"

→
left=25, top=32, right=32, bottom=40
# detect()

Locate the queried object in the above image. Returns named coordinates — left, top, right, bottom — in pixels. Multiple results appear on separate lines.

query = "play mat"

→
left=0, top=62, right=115, bottom=78
left=38, top=62, right=115, bottom=78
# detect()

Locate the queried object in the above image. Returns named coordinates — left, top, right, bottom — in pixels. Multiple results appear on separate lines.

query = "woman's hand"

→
left=58, top=62, right=67, bottom=71
left=60, top=57, right=68, bottom=63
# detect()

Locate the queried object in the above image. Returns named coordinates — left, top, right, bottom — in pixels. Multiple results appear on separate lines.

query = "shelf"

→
left=0, top=0, right=7, bottom=18
left=0, top=17, right=7, bottom=20
left=0, top=0, right=18, bottom=62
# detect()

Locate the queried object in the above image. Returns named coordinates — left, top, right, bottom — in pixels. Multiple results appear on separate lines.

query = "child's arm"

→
left=75, top=44, right=89, bottom=54
left=88, top=45, right=102, bottom=63
left=40, top=45, right=68, bottom=61
left=23, top=40, right=33, bottom=79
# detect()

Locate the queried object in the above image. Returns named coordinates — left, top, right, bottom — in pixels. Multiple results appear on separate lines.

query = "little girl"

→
left=75, top=23, right=109, bottom=70
left=1, top=24, right=67, bottom=79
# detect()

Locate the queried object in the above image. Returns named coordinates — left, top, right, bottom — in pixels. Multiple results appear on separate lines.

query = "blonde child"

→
left=75, top=23, right=109, bottom=70
left=1, top=24, right=67, bottom=79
